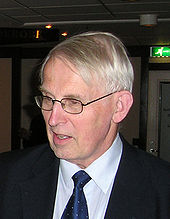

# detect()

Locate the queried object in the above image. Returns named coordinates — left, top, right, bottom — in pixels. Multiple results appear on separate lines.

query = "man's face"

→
left=41, top=58, right=117, bottom=168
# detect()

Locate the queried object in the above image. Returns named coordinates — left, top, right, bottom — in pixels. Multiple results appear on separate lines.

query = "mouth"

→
left=52, top=132, right=73, bottom=145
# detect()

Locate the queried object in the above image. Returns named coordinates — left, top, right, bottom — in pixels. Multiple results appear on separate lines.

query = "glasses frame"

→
left=35, top=92, right=113, bottom=114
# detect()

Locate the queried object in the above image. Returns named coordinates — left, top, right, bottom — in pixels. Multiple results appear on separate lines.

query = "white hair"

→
left=40, top=31, right=134, bottom=92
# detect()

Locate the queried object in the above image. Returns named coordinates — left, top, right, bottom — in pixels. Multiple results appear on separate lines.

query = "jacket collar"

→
left=19, top=145, right=60, bottom=219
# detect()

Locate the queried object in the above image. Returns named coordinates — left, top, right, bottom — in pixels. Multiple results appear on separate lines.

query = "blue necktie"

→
left=61, top=170, right=91, bottom=219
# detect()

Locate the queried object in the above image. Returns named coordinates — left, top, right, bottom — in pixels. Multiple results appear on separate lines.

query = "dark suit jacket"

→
left=0, top=139, right=170, bottom=219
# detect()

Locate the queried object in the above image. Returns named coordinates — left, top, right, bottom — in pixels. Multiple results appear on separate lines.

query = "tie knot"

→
left=72, top=170, right=91, bottom=188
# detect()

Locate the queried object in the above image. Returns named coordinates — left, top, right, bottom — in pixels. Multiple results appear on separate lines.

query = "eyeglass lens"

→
left=35, top=96, right=83, bottom=114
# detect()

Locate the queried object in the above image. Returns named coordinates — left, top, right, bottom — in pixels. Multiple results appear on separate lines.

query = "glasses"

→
left=35, top=93, right=113, bottom=114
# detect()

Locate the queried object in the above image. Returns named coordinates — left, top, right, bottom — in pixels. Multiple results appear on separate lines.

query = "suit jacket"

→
left=0, top=138, right=170, bottom=219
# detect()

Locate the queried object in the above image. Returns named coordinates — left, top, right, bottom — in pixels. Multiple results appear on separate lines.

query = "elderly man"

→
left=0, top=32, right=169, bottom=219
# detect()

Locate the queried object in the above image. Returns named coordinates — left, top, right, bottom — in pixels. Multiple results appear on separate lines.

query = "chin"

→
left=52, top=146, right=72, bottom=160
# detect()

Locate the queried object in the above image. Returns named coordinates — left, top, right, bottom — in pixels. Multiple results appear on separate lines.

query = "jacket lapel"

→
left=19, top=146, right=60, bottom=219
left=104, top=140, right=149, bottom=219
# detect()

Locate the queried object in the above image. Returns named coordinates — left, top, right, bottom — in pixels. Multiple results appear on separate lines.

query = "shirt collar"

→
left=86, top=133, right=122, bottom=194
left=60, top=159, right=81, bottom=188
left=60, top=133, right=122, bottom=193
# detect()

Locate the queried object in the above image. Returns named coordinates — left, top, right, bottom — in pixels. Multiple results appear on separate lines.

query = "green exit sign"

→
left=151, top=47, right=170, bottom=57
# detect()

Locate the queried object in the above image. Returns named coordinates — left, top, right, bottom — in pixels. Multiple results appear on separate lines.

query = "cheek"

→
left=42, top=111, right=49, bottom=123
left=41, top=111, right=51, bottom=133
left=76, top=108, right=111, bottom=141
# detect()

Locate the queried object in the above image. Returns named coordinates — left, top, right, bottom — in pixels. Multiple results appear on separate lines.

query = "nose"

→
left=48, top=102, right=67, bottom=127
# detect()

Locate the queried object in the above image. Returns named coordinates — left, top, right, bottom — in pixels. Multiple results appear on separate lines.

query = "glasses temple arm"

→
left=83, top=93, right=113, bottom=106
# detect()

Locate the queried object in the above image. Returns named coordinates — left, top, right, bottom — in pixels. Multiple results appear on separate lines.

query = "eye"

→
left=68, top=99, right=80, bottom=106
left=43, top=96, right=52, bottom=104
left=63, top=98, right=81, bottom=109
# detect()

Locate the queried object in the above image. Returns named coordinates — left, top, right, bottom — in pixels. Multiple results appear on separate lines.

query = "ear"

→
left=112, top=91, right=133, bottom=123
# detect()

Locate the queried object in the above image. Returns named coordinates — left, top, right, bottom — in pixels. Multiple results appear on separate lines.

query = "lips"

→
left=52, top=131, right=73, bottom=145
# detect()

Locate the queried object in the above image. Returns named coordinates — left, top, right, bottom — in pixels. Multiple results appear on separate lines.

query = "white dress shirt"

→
left=53, top=134, right=123, bottom=219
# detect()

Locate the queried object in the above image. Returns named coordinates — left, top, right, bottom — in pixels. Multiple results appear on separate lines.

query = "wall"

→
left=21, top=59, right=40, bottom=131
left=0, top=58, right=11, bottom=153
left=120, top=57, right=141, bottom=144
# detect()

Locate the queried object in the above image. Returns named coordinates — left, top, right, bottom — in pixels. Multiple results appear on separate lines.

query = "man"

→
left=0, top=31, right=169, bottom=219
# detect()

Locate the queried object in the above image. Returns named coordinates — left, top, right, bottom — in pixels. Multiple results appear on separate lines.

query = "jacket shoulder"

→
left=0, top=144, right=56, bottom=183
left=121, top=137, right=170, bottom=191
left=107, top=137, right=170, bottom=218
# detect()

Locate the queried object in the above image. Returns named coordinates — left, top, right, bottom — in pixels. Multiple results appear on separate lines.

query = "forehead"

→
left=42, top=58, right=100, bottom=98
left=43, top=57, right=78, bottom=83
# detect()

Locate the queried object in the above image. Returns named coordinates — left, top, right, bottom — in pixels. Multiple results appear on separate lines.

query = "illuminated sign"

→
left=151, top=47, right=170, bottom=57
left=0, top=28, right=59, bottom=44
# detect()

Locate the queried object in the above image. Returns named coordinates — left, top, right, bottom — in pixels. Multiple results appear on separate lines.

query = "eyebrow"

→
left=39, top=87, right=53, bottom=97
left=39, top=86, right=86, bottom=101
left=39, top=86, right=47, bottom=93
left=64, top=94, right=84, bottom=100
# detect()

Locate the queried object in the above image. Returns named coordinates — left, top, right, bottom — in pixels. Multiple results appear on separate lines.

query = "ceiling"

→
left=0, top=0, right=170, bottom=46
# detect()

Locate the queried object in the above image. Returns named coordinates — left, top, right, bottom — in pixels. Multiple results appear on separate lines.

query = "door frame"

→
left=147, top=70, right=170, bottom=156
